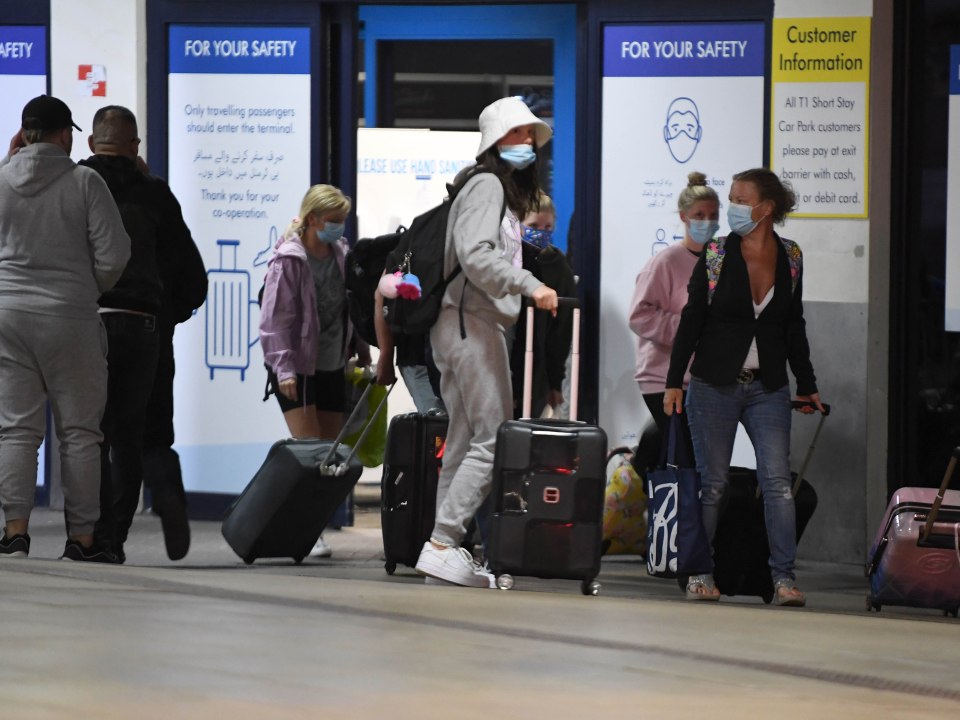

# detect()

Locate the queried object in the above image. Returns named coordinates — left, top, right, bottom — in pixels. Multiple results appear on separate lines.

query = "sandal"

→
left=773, top=578, right=806, bottom=607
left=685, top=574, right=721, bottom=601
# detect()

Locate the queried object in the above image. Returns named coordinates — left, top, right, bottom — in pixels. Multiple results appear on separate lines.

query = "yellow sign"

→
left=772, top=17, right=871, bottom=83
left=771, top=17, right=871, bottom=219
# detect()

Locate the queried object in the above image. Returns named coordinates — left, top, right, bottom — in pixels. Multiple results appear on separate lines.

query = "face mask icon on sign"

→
left=663, top=97, right=702, bottom=164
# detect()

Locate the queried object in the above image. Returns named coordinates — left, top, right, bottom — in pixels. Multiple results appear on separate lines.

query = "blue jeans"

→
left=686, top=376, right=796, bottom=583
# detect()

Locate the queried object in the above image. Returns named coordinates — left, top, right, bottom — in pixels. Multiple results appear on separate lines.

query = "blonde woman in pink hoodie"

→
left=628, top=171, right=719, bottom=473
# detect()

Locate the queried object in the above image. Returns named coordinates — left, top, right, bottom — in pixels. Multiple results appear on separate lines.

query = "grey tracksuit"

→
left=430, top=172, right=541, bottom=546
left=0, top=143, right=130, bottom=537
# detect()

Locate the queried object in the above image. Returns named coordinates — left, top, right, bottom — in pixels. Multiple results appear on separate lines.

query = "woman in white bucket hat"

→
left=414, top=97, right=559, bottom=588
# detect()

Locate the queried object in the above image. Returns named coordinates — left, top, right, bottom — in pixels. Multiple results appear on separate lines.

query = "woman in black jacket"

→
left=664, top=168, right=825, bottom=606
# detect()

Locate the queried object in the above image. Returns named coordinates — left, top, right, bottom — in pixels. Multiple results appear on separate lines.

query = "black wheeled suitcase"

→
left=487, top=299, right=608, bottom=596
left=712, top=402, right=828, bottom=602
left=380, top=410, right=448, bottom=574
left=222, top=381, right=391, bottom=564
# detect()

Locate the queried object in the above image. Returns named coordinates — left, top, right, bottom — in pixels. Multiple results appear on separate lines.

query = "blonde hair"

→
left=286, top=184, right=352, bottom=237
left=536, top=192, right=556, bottom=218
left=677, top=171, right=719, bottom=214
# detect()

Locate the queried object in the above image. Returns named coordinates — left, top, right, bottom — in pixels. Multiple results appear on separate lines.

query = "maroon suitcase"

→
left=866, top=446, right=960, bottom=616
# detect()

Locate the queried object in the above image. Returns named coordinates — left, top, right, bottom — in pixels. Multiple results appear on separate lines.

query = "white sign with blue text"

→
left=947, top=45, right=960, bottom=332
left=1, top=26, right=46, bottom=156
left=167, top=26, right=311, bottom=494
left=600, top=23, right=765, bottom=454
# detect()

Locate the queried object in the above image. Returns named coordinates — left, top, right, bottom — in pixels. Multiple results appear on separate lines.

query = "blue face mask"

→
left=316, top=221, right=345, bottom=244
left=499, top=144, right=536, bottom=170
left=687, top=219, right=719, bottom=246
left=727, top=203, right=758, bottom=236
left=521, top=224, right=553, bottom=249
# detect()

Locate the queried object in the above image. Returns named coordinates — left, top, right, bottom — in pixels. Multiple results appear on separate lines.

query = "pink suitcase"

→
left=866, top=447, right=960, bottom=616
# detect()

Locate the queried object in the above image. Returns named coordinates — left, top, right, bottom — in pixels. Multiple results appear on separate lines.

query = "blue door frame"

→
left=359, top=4, right=577, bottom=251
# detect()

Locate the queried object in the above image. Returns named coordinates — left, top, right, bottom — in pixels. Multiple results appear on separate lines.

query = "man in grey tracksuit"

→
left=0, top=95, right=130, bottom=561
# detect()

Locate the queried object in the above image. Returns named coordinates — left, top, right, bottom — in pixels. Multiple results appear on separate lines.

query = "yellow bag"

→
left=602, top=448, right=648, bottom=556
left=343, top=367, right=387, bottom=468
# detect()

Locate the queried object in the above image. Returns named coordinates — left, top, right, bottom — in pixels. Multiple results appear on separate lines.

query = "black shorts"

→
left=267, top=367, right=345, bottom=413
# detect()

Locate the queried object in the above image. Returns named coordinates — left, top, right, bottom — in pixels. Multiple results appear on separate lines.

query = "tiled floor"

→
left=2, top=507, right=959, bottom=719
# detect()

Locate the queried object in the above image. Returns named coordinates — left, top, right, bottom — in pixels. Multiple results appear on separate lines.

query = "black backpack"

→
left=344, top=228, right=403, bottom=347
left=383, top=169, right=503, bottom=337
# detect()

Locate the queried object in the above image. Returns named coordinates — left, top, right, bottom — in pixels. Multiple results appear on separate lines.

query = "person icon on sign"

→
left=663, top=97, right=702, bottom=164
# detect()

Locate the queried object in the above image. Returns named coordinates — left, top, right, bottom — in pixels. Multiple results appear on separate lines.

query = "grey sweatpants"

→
left=429, top=306, right=513, bottom=546
left=0, top=310, right=108, bottom=536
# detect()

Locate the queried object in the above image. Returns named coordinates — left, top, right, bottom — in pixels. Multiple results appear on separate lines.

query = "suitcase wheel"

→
left=385, top=561, right=396, bottom=576
left=293, top=556, right=305, bottom=565
left=495, top=574, right=514, bottom=591
left=581, top=579, right=601, bottom=596
left=242, top=555, right=255, bottom=565
left=762, top=593, right=774, bottom=605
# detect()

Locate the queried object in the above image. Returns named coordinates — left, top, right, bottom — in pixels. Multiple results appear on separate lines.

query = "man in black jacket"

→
left=82, top=106, right=206, bottom=562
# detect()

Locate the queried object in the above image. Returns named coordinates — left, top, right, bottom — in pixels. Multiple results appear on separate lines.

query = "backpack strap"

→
left=779, top=237, right=802, bottom=296
left=704, top=238, right=726, bottom=305
left=705, top=236, right=802, bottom=305
left=454, top=171, right=508, bottom=340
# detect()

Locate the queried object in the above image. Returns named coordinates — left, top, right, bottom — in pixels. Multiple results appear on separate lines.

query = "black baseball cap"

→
left=21, top=95, right=82, bottom=132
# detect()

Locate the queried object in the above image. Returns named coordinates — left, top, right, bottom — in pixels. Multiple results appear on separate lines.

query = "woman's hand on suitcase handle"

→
left=278, top=378, right=298, bottom=401
left=547, top=388, right=564, bottom=410
left=376, top=354, right=397, bottom=387
left=793, top=394, right=828, bottom=415
left=531, top=284, right=559, bottom=316
left=663, top=388, right=683, bottom=416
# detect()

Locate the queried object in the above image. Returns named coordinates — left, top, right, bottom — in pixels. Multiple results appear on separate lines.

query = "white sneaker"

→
left=415, top=541, right=494, bottom=588
left=309, top=534, right=332, bottom=558
left=424, top=576, right=456, bottom=586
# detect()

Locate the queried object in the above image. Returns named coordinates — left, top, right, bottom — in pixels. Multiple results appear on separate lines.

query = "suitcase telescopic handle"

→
left=790, top=402, right=830, bottom=495
left=754, top=401, right=830, bottom=500
left=319, top=379, right=395, bottom=475
left=522, top=296, right=579, bottom=420
left=921, top=446, right=960, bottom=542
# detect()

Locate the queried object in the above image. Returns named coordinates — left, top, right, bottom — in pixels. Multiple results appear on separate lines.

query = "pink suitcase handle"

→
left=523, top=297, right=579, bottom=421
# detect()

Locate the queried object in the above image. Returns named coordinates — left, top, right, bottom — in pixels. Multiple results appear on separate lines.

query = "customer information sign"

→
left=770, top=17, right=871, bottom=218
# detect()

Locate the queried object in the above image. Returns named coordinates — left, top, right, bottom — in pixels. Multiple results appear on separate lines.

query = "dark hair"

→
left=732, top=168, right=796, bottom=225
left=91, top=105, right=138, bottom=146
left=452, top=148, right=542, bottom=219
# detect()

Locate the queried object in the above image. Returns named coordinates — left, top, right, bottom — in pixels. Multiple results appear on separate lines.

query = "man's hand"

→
left=8, top=130, right=25, bottom=156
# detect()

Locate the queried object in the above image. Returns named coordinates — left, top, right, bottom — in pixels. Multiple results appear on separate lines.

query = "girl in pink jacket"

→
left=259, top=184, right=370, bottom=441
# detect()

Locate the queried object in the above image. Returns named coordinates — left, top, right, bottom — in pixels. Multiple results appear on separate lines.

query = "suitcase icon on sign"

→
left=205, top=239, right=258, bottom=381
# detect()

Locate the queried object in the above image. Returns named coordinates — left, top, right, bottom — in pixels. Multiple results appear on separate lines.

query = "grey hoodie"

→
left=441, top=172, right=541, bottom=329
left=0, top=143, right=130, bottom=319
